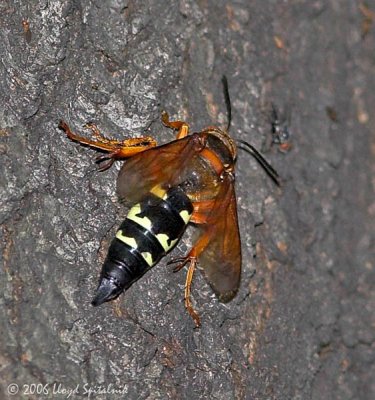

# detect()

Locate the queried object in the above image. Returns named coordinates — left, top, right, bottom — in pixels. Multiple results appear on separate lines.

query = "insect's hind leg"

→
left=161, top=111, right=190, bottom=139
left=59, top=121, right=157, bottom=168
left=168, top=255, right=200, bottom=327
left=167, top=209, right=212, bottom=327
left=184, top=258, right=199, bottom=326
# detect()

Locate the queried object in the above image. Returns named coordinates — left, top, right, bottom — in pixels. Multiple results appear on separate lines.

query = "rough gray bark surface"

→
left=1, top=1, right=374, bottom=399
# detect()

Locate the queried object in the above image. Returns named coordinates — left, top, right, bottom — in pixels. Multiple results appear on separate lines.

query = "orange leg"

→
left=59, top=120, right=157, bottom=169
left=167, top=207, right=213, bottom=327
left=184, top=258, right=199, bottom=326
left=168, top=255, right=200, bottom=327
left=190, top=212, right=209, bottom=224
left=189, top=199, right=216, bottom=224
left=161, top=111, right=190, bottom=139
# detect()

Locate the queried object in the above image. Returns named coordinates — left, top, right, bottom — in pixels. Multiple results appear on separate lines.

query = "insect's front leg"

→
left=59, top=120, right=157, bottom=170
left=161, top=111, right=190, bottom=139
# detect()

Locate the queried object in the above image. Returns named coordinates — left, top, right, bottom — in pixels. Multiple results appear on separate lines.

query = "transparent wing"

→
left=196, top=177, right=241, bottom=302
left=116, top=135, right=200, bottom=204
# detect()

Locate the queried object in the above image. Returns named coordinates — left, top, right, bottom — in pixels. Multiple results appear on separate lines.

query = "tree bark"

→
left=1, top=1, right=374, bottom=399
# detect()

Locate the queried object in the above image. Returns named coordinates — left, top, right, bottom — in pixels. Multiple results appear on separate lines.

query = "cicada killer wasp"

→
left=59, top=77, right=279, bottom=327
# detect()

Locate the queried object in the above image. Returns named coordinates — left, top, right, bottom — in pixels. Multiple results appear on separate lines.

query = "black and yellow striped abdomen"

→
left=91, top=186, right=193, bottom=306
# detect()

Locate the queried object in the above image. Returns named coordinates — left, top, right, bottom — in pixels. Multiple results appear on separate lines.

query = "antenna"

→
left=222, top=75, right=232, bottom=132
left=238, top=140, right=280, bottom=186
